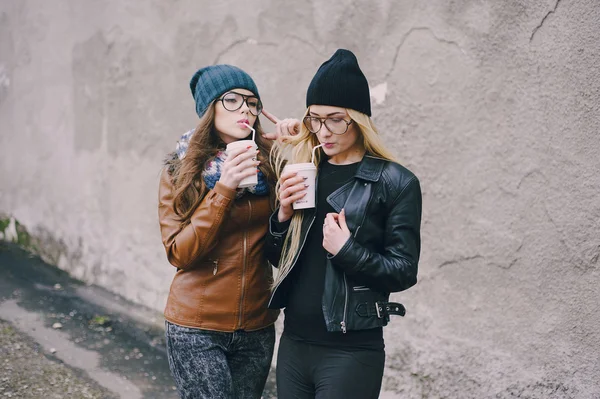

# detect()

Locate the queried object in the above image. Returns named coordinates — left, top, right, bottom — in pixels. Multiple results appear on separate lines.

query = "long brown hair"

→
left=165, top=102, right=278, bottom=225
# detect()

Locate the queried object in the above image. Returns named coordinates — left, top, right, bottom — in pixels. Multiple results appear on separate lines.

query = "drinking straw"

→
left=243, top=123, right=256, bottom=141
left=311, top=144, right=324, bottom=164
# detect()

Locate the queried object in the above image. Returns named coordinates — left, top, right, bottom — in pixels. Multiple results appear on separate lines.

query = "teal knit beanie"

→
left=189, top=65, right=260, bottom=118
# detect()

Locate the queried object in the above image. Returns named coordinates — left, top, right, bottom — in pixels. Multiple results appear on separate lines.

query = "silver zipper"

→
left=341, top=272, right=348, bottom=334
left=237, top=199, right=252, bottom=328
left=340, top=226, right=363, bottom=333
left=212, top=259, right=219, bottom=275
left=269, top=215, right=317, bottom=301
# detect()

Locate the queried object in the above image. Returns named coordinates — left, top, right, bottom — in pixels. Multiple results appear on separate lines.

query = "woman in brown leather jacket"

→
left=158, top=65, right=279, bottom=399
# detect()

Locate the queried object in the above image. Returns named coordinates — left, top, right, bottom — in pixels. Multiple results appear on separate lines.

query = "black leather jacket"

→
left=266, top=155, right=422, bottom=333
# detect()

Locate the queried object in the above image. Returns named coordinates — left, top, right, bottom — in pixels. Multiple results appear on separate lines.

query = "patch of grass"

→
left=1, top=326, right=15, bottom=335
left=0, top=217, right=10, bottom=232
left=0, top=216, right=40, bottom=253
left=15, top=220, right=32, bottom=247
left=90, top=315, right=111, bottom=326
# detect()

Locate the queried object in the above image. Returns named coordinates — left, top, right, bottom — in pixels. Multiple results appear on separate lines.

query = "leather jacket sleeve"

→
left=264, top=210, right=290, bottom=268
left=329, top=177, right=422, bottom=293
left=158, top=168, right=237, bottom=270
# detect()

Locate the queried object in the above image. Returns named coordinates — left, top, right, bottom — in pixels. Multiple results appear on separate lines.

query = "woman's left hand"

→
left=323, top=209, right=352, bottom=256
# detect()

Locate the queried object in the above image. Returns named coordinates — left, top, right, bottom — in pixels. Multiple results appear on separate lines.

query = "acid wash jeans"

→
left=165, top=321, right=275, bottom=399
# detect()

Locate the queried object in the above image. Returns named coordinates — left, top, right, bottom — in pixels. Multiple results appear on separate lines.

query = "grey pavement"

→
left=0, top=242, right=277, bottom=398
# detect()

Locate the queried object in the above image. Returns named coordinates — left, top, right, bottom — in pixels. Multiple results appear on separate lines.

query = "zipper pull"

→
left=213, top=260, right=219, bottom=275
left=340, top=321, right=347, bottom=334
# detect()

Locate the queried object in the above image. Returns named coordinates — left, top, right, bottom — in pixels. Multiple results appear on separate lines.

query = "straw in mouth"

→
left=311, top=144, right=324, bottom=164
left=243, top=123, right=256, bottom=141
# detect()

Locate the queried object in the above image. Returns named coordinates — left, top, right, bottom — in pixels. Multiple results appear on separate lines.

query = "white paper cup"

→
left=283, top=163, right=317, bottom=210
left=226, top=140, right=258, bottom=188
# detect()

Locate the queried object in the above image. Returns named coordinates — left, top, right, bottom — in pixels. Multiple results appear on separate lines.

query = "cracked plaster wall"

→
left=0, top=0, right=599, bottom=397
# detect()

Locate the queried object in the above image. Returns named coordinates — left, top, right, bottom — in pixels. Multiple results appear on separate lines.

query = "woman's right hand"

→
left=277, top=170, right=307, bottom=222
left=219, top=146, right=260, bottom=190
left=262, top=110, right=301, bottom=141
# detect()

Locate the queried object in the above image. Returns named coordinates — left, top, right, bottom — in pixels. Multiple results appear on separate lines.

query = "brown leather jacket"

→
left=158, top=168, right=278, bottom=331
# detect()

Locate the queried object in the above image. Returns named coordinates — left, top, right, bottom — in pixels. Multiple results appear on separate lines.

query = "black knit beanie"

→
left=306, top=49, right=371, bottom=116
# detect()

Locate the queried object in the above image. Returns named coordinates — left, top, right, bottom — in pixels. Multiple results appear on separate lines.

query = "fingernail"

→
left=304, top=184, right=309, bottom=187
left=247, top=146, right=252, bottom=149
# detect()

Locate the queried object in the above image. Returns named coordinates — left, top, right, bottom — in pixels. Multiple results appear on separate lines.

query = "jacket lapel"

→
left=326, top=156, right=386, bottom=232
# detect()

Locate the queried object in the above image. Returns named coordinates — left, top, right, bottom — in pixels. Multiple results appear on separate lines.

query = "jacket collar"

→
left=354, top=155, right=386, bottom=182
left=324, top=155, right=387, bottom=214
left=320, top=154, right=386, bottom=182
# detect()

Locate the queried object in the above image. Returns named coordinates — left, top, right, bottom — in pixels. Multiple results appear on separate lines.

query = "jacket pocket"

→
left=210, top=259, right=219, bottom=275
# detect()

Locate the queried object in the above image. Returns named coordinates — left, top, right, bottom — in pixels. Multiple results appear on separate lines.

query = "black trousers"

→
left=276, top=334, right=385, bottom=399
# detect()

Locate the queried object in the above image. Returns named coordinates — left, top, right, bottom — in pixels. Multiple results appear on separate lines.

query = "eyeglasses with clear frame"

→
left=217, top=91, right=263, bottom=116
left=303, top=116, right=354, bottom=135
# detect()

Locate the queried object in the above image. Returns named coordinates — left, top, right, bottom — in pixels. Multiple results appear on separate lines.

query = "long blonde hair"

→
left=271, top=108, right=396, bottom=288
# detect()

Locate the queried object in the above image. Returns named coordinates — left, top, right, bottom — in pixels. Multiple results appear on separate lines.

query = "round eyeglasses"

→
left=217, top=91, right=263, bottom=116
left=303, top=116, right=353, bottom=135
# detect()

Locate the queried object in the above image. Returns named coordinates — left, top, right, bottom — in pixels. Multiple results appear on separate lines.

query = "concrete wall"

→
left=1, top=0, right=599, bottom=397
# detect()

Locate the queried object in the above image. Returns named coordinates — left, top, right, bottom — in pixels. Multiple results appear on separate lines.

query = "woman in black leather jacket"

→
left=265, top=49, right=422, bottom=398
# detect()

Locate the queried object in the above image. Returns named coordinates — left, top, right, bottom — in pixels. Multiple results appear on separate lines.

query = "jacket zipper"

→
left=237, top=199, right=252, bottom=328
left=269, top=215, right=317, bottom=297
left=212, top=259, right=219, bottom=275
left=341, top=273, right=348, bottom=333
left=340, top=227, right=362, bottom=334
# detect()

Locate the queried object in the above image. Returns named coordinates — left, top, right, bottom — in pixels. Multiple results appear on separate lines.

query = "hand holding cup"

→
left=219, top=144, right=260, bottom=190
left=277, top=170, right=309, bottom=223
